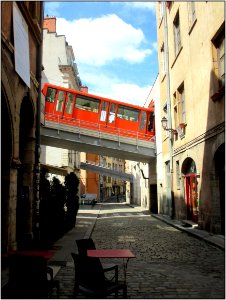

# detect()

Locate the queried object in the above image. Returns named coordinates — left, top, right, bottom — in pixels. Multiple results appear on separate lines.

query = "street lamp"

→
left=161, top=116, right=176, bottom=133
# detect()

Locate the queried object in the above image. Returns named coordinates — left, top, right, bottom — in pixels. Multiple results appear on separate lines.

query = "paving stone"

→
left=54, top=203, right=225, bottom=299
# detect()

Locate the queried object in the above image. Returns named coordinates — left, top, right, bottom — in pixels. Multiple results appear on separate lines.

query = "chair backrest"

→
left=71, top=253, right=106, bottom=291
left=76, top=238, right=96, bottom=256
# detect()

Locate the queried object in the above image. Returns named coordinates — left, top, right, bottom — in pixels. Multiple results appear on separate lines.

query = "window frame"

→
left=176, top=160, right=180, bottom=190
left=55, top=90, right=65, bottom=112
left=117, top=105, right=139, bottom=122
left=75, top=94, right=100, bottom=113
left=173, top=82, right=186, bottom=139
left=173, top=11, right=182, bottom=57
left=187, top=1, right=197, bottom=33
left=160, top=43, right=166, bottom=78
left=211, top=23, right=225, bottom=101
left=46, top=87, right=56, bottom=103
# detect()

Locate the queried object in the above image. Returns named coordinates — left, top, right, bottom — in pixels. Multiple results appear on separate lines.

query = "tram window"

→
left=139, top=111, right=147, bottom=130
left=75, top=95, right=99, bottom=113
left=148, top=112, right=155, bottom=132
left=46, top=87, right=56, bottom=103
left=100, top=101, right=107, bottom=121
left=56, top=90, right=65, bottom=112
left=109, top=103, right=116, bottom=123
left=65, top=93, right=74, bottom=114
left=117, top=105, right=139, bottom=122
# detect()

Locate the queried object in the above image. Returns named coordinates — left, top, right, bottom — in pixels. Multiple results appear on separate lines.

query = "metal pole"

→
left=163, top=3, right=174, bottom=218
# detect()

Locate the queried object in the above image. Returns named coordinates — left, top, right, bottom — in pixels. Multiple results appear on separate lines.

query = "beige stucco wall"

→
left=156, top=1, right=225, bottom=233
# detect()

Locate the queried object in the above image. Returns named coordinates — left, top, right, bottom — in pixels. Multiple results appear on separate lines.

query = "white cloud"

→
left=56, top=14, right=152, bottom=66
left=122, top=2, right=156, bottom=12
left=81, top=70, right=151, bottom=106
left=110, top=83, right=151, bottom=106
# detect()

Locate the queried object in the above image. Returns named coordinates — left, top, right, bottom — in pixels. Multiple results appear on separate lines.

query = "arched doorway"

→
left=1, top=89, right=13, bottom=252
left=16, top=97, right=35, bottom=247
left=182, top=158, right=198, bottom=222
left=214, top=143, right=225, bottom=235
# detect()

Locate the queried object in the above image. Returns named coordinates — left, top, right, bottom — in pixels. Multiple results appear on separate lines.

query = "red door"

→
left=185, top=174, right=198, bottom=222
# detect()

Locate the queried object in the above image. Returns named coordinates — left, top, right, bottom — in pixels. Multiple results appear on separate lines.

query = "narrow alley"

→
left=54, top=202, right=225, bottom=299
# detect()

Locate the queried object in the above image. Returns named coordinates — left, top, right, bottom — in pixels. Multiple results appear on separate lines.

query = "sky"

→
left=44, top=1, right=159, bottom=106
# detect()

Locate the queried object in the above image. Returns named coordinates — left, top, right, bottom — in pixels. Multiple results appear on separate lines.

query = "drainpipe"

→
left=34, top=2, right=44, bottom=241
left=163, top=3, right=174, bottom=218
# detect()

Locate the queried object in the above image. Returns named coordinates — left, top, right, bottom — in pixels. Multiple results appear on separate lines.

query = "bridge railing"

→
left=81, top=159, right=132, bottom=174
left=44, top=113, right=154, bottom=143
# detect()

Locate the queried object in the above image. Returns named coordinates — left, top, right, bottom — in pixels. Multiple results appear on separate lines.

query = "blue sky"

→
left=44, top=2, right=159, bottom=106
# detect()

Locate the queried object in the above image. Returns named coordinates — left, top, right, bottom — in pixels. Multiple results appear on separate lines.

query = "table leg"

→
left=123, top=258, right=130, bottom=283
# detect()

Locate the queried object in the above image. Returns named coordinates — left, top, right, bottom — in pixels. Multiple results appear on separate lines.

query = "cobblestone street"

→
left=55, top=203, right=225, bottom=299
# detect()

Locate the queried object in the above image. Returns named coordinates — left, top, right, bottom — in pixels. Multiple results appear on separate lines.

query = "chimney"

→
left=80, top=86, right=88, bottom=93
left=43, top=16, right=56, bottom=33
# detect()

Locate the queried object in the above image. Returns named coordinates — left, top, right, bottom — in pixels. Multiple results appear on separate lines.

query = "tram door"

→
left=139, top=111, right=147, bottom=137
left=107, top=103, right=116, bottom=129
left=185, top=174, right=198, bottom=222
left=99, top=101, right=109, bottom=127
left=53, top=90, right=66, bottom=117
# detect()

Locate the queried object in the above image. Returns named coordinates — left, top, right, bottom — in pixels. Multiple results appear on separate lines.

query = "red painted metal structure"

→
left=42, top=83, right=155, bottom=142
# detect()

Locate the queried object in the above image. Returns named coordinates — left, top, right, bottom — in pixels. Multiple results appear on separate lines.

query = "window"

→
left=165, top=160, right=171, bottom=188
left=117, top=105, right=139, bottom=122
left=139, top=111, right=146, bottom=130
left=211, top=23, right=225, bottom=101
left=109, top=103, right=116, bottom=123
left=46, top=87, right=56, bottom=103
left=159, top=2, right=164, bottom=21
left=173, top=83, right=186, bottom=138
left=148, top=112, right=155, bottom=132
left=176, top=160, right=180, bottom=189
left=75, top=95, right=100, bottom=113
left=100, top=101, right=108, bottom=121
left=160, top=43, right=166, bottom=77
left=68, top=150, right=72, bottom=164
left=56, top=90, right=65, bottom=112
left=162, top=101, right=169, bottom=137
left=188, top=2, right=196, bottom=31
left=180, top=85, right=186, bottom=124
left=217, top=37, right=225, bottom=87
left=173, top=12, right=182, bottom=56
left=65, top=93, right=74, bottom=114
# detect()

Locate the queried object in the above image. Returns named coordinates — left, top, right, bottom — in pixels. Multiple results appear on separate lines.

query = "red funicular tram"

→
left=42, top=83, right=155, bottom=141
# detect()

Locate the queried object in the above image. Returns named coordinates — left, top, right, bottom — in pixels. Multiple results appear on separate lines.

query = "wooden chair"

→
left=71, top=253, right=127, bottom=298
left=76, top=238, right=118, bottom=282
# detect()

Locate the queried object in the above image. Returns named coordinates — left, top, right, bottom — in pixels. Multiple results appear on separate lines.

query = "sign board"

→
left=13, top=2, right=30, bottom=87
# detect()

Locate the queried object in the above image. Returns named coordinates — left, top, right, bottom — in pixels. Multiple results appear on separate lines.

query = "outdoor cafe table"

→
left=7, top=250, right=55, bottom=259
left=87, top=249, right=136, bottom=283
left=5, top=250, right=56, bottom=298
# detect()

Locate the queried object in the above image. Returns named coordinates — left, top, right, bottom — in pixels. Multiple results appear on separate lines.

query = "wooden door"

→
left=185, top=174, right=198, bottom=222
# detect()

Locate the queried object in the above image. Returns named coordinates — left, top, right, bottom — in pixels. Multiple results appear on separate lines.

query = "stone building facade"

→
left=156, top=2, right=225, bottom=233
left=40, top=16, right=81, bottom=183
left=1, top=2, right=44, bottom=252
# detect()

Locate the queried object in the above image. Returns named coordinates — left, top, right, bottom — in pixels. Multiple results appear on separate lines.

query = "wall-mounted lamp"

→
left=161, top=117, right=176, bottom=133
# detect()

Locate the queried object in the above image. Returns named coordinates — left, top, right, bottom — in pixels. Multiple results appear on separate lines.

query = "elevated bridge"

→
left=41, top=120, right=156, bottom=163
left=80, top=161, right=134, bottom=182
